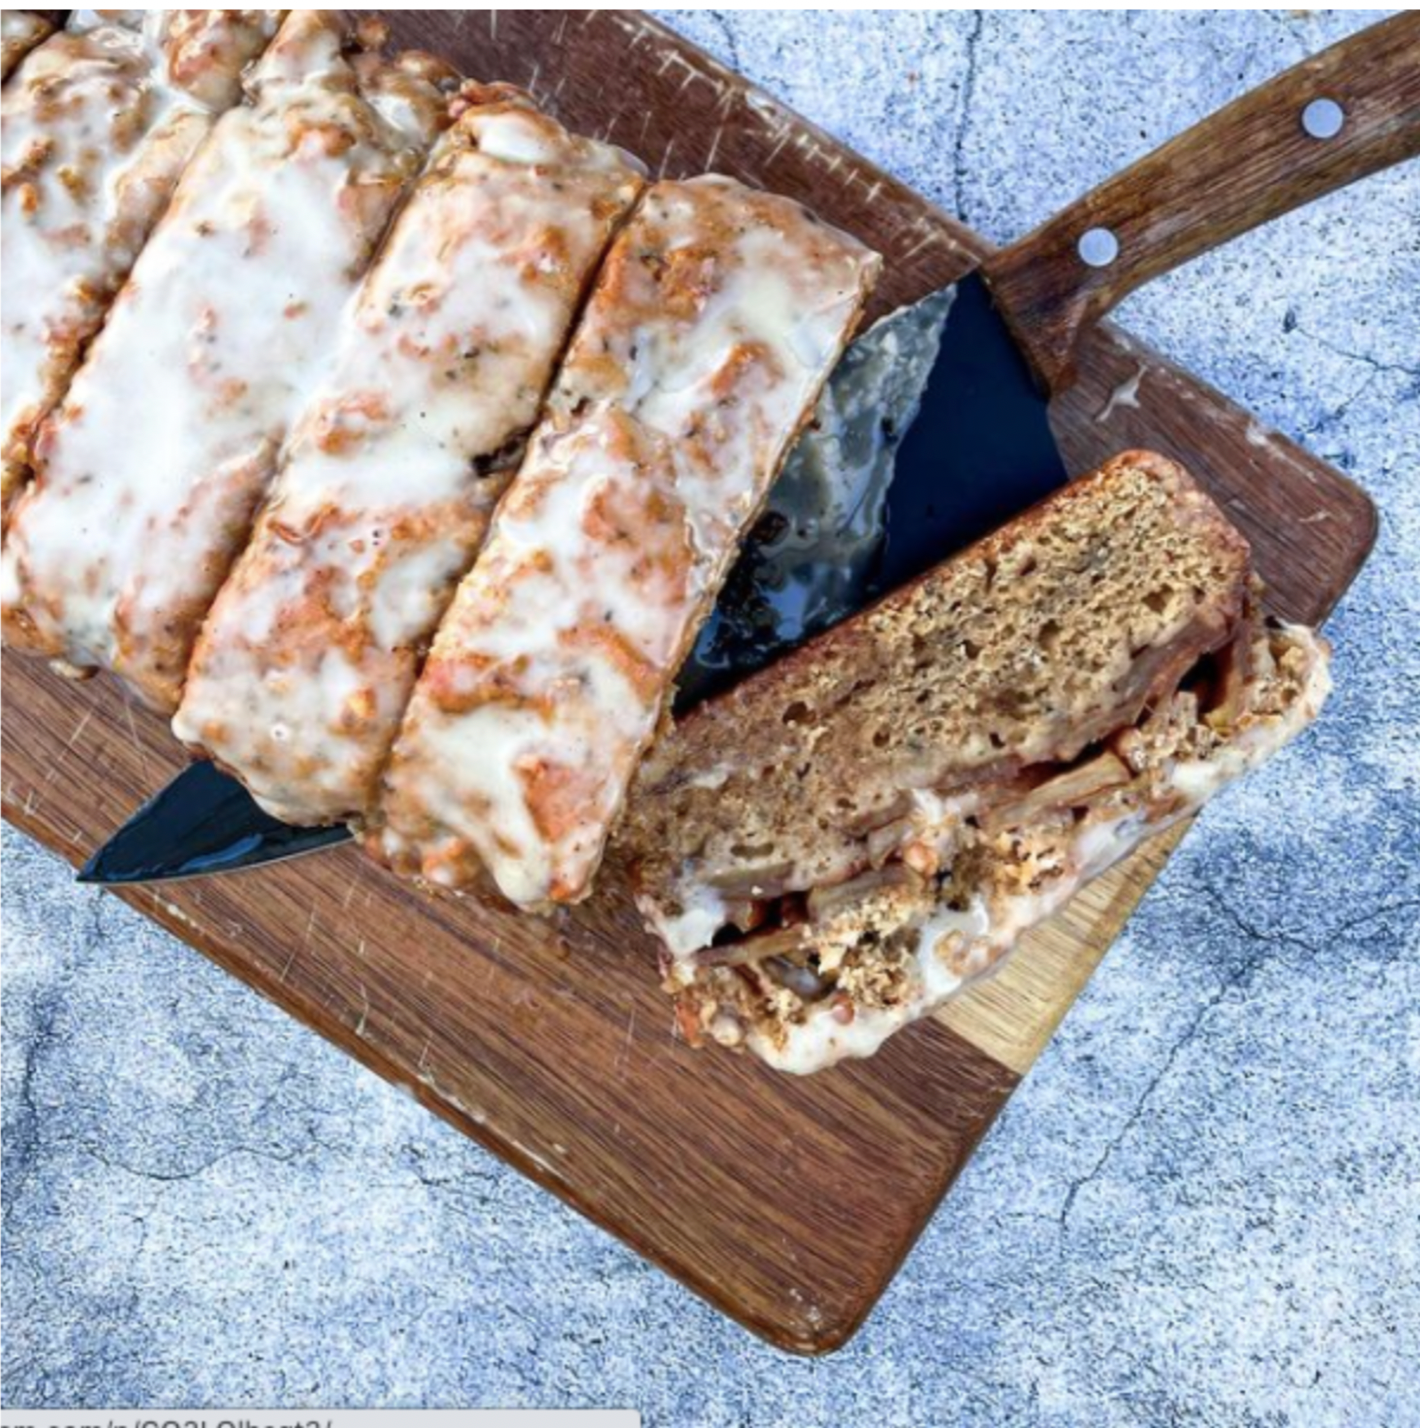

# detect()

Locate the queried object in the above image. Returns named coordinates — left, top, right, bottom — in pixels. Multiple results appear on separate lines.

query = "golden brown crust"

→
left=0, top=11, right=284, bottom=531
left=1, top=12, right=461, bottom=708
left=0, top=13, right=52, bottom=82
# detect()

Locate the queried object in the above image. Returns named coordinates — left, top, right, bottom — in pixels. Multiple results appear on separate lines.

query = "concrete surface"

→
left=3, top=10, right=1417, bottom=1423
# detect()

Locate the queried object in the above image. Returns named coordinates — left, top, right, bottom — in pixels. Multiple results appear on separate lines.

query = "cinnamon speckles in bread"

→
left=619, top=452, right=1332, bottom=1072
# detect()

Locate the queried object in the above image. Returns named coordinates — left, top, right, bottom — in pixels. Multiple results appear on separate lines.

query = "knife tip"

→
left=76, top=852, right=114, bottom=885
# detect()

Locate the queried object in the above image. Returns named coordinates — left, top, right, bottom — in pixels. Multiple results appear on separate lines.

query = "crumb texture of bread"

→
left=626, top=452, right=1250, bottom=916
left=620, top=452, right=1333, bottom=1072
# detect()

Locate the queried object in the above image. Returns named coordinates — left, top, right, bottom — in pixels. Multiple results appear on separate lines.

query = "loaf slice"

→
left=367, top=176, right=881, bottom=908
left=2, top=12, right=462, bottom=711
left=620, top=451, right=1332, bottom=1072
left=173, top=84, right=646, bottom=825
left=0, top=9, right=284, bottom=530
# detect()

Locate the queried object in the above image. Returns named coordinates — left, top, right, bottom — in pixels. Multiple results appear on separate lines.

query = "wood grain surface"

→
left=0, top=11, right=1378, bottom=1353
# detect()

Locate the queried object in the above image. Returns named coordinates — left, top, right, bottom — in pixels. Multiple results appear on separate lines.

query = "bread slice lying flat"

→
left=620, top=451, right=1332, bottom=1073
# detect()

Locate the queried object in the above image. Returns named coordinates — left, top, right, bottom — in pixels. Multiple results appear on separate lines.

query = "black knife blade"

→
left=77, top=758, right=352, bottom=884
left=682, top=271, right=1066, bottom=701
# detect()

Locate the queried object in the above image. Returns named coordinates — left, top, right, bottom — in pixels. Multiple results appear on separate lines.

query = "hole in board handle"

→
left=1078, top=227, right=1120, bottom=269
left=1302, top=98, right=1345, bottom=140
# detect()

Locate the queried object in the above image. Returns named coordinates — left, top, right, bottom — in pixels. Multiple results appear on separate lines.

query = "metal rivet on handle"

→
left=1302, top=97, right=1345, bottom=139
left=1078, top=227, right=1120, bottom=269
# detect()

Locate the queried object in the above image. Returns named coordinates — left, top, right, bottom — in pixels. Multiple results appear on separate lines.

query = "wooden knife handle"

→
left=986, top=12, right=1420, bottom=391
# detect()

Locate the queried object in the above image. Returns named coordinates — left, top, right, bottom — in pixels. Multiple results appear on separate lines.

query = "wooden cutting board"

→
left=1, top=11, right=1378, bottom=1353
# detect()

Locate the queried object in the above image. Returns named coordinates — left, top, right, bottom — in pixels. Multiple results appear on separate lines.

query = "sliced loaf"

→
left=620, top=451, right=1331, bottom=1072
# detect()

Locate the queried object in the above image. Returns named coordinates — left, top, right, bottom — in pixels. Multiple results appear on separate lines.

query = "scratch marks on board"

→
left=120, top=694, right=152, bottom=787
left=1245, top=419, right=1277, bottom=450
left=508, top=1136, right=561, bottom=1180
left=150, top=889, right=201, bottom=934
left=763, top=127, right=794, bottom=170
left=31, top=708, right=94, bottom=799
left=896, top=216, right=954, bottom=266
left=583, top=16, right=899, bottom=212
left=714, top=78, right=741, bottom=119
left=63, top=708, right=94, bottom=752
left=743, top=88, right=786, bottom=123
left=1096, top=365, right=1146, bottom=423
left=704, top=123, right=724, bottom=174
left=610, top=12, right=653, bottom=51
left=616, top=1005, right=639, bottom=1080
left=279, top=906, right=320, bottom=984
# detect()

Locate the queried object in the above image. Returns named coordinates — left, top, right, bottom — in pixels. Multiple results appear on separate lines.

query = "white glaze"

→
left=0, top=10, right=282, bottom=526
left=1, top=13, right=451, bottom=712
left=375, top=175, right=880, bottom=907
left=1, top=12, right=51, bottom=82
left=174, top=89, right=645, bottom=824
left=657, top=881, right=733, bottom=960
left=641, top=625, right=1331, bottom=1074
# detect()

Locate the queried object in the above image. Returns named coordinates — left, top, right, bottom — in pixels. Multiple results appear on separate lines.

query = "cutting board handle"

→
left=987, top=12, right=1420, bottom=390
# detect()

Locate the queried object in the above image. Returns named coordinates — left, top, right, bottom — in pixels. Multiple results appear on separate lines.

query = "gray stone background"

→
left=3, top=9, right=1417, bottom=1424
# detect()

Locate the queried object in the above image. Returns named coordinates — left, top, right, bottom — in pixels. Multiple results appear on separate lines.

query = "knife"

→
left=80, top=12, right=1420, bottom=886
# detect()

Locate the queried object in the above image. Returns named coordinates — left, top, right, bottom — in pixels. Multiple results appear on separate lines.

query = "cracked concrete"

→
left=951, top=10, right=985, bottom=223
left=3, top=10, right=1418, bottom=1423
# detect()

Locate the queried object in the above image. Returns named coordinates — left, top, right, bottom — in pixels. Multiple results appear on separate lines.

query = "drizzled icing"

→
left=173, top=88, right=646, bottom=824
left=0, top=10, right=282, bottom=527
left=1, top=13, right=52, bottom=82
left=655, top=626, right=1333, bottom=1074
left=372, top=176, right=880, bottom=908
left=1, top=12, right=458, bottom=712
